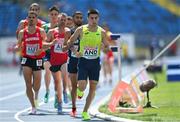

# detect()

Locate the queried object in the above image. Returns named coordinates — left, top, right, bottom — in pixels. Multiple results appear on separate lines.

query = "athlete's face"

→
left=30, top=5, right=40, bottom=16
left=27, top=13, right=37, bottom=26
left=58, top=15, right=66, bottom=27
left=66, top=17, right=74, bottom=28
left=88, top=14, right=99, bottom=26
left=49, top=10, right=59, bottom=24
left=73, top=14, right=83, bottom=26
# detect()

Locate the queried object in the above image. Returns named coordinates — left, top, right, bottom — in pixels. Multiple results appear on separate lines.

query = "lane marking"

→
left=0, top=91, right=24, bottom=102
left=14, top=97, right=54, bottom=122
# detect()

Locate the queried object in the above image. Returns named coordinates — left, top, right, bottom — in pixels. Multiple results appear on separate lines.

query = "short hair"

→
left=59, top=12, right=67, bottom=17
left=29, top=3, right=40, bottom=10
left=28, top=11, right=38, bottom=17
left=67, top=16, right=73, bottom=20
left=72, top=11, right=82, bottom=17
left=87, top=9, right=99, bottom=17
left=49, top=5, right=59, bottom=13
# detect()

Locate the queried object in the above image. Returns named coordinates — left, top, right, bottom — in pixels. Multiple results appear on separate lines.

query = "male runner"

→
left=64, top=9, right=110, bottom=120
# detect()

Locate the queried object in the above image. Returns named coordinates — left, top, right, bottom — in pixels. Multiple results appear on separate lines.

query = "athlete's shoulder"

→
left=76, top=25, right=84, bottom=31
left=18, top=19, right=26, bottom=26
left=18, top=28, right=26, bottom=36
left=38, top=19, right=46, bottom=24
left=65, top=27, right=71, bottom=32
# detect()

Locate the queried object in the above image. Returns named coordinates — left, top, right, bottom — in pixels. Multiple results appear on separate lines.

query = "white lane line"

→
left=0, top=110, right=12, bottom=113
left=14, top=97, right=54, bottom=122
left=0, top=91, right=24, bottom=102
left=0, top=83, right=23, bottom=91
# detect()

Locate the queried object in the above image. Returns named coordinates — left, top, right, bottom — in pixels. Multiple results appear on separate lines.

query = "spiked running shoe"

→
left=70, top=108, right=77, bottom=117
left=82, top=112, right=91, bottom=121
left=29, top=107, right=37, bottom=115
left=44, top=91, right=49, bottom=103
left=57, top=102, right=62, bottom=114
left=63, top=91, right=68, bottom=104
left=77, top=88, right=84, bottom=99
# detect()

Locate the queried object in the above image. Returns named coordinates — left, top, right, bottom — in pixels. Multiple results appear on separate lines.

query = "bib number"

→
left=36, top=59, right=42, bottom=66
left=54, top=38, right=64, bottom=53
left=21, top=58, right=27, bottom=64
left=26, top=44, right=39, bottom=56
left=83, top=47, right=98, bottom=59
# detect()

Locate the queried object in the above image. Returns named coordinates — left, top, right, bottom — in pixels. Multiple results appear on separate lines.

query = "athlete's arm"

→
left=102, top=29, right=111, bottom=52
left=16, top=20, right=24, bottom=39
left=42, top=29, right=55, bottom=49
left=14, top=30, right=24, bottom=52
left=62, top=28, right=71, bottom=52
left=67, top=26, right=82, bottom=49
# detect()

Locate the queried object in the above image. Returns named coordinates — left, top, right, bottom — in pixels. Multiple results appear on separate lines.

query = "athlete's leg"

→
left=83, top=80, right=97, bottom=112
left=69, top=73, right=77, bottom=108
left=61, top=63, right=70, bottom=103
left=51, top=71, right=63, bottom=114
left=32, top=70, right=42, bottom=107
left=23, top=66, right=35, bottom=108
left=107, top=57, right=114, bottom=83
left=44, top=61, right=51, bottom=103
left=44, top=61, right=51, bottom=92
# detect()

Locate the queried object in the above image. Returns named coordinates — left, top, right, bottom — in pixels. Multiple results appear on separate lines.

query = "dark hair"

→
left=49, top=5, right=59, bottom=13
left=72, top=11, right=82, bottom=17
left=29, top=3, right=40, bottom=10
left=28, top=11, right=38, bottom=17
left=87, top=9, right=99, bottom=17
left=67, top=16, right=73, bottom=20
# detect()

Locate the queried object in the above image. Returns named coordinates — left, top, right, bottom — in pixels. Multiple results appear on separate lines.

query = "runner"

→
left=63, top=11, right=83, bottom=117
left=46, top=13, right=71, bottom=114
left=15, top=3, right=46, bottom=107
left=14, top=11, right=46, bottom=114
left=102, top=23, right=116, bottom=85
left=42, top=5, right=59, bottom=105
left=64, top=9, right=110, bottom=120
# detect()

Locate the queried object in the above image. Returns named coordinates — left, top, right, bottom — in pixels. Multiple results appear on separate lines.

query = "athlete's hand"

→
left=75, top=52, right=82, bottom=58
left=52, top=39, right=58, bottom=45
left=35, top=49, right=43, bottom=56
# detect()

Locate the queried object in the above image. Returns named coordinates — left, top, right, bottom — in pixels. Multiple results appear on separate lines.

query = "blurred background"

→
left=0, top=0, right=179, bottom=65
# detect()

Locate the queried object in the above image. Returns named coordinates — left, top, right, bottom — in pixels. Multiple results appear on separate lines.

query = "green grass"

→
left=99, top=69, right=180, bottom=122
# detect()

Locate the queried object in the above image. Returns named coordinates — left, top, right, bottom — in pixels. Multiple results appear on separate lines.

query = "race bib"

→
left=83, top=47, right=98, bottom=59
left=21, top=58, right=27, bottom=64
left=26, top=44, right=39, bottom=56
left=36, top=59, right=42, bottom=66
left=54, top=38, right=64, bottom=53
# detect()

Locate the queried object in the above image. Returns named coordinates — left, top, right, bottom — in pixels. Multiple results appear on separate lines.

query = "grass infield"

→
left=99, top=69, right=180, bottom=122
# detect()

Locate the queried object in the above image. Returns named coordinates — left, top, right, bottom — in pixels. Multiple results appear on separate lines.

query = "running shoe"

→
left=63, top=91, right=68, bottom=104
left=54, top=94, right=58, bottom=108
left=82, top=112, right=91, bottom=121
left=77, top=88, right=84, bottom=99
left=57, top=102, right=62, bottom=114
left=44, top=90, right=49, bottom=103
left=34, top=99, right=39, bottom=108
left=29, top=107, right=37, bottom=115
left=70, top=108, right=77, bottom=117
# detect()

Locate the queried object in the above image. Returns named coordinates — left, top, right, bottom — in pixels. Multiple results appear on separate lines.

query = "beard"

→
left=58, top=23, right=65, bottom=27
left=29, top=21, right=34, bottom=26
left=75, top=22, right=82, bottom=26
